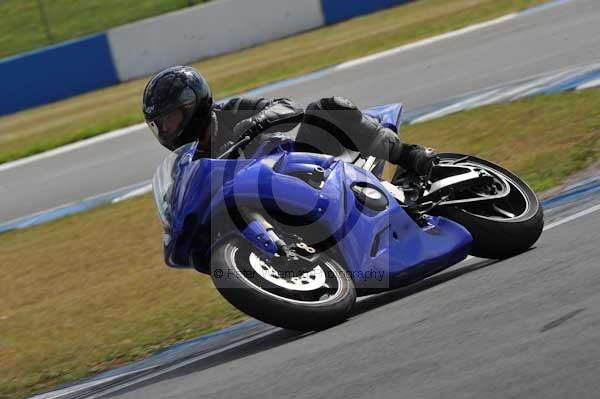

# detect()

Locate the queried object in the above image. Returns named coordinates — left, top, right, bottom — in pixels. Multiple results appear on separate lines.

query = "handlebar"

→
left=216, top=135, right=252, bottom=159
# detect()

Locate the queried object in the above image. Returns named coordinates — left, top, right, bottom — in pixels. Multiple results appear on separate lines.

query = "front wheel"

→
left=210, top=240, right=356, bottom=331
left=431, top=153, right=544, bottom=259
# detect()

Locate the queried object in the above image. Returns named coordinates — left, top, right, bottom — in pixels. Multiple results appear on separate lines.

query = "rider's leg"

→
left=297, top=97, right=436, bottom=175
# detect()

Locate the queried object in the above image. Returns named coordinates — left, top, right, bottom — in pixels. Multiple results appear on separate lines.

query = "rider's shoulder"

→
left=217, top=96, right=269, bottom=112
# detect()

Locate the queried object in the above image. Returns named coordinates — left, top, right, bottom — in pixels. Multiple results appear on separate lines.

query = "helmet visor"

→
left=148, top=103, right=194, bottom=144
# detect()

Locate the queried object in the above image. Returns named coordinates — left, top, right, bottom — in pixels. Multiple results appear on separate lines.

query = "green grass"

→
left=0, top=195, right=247, bottom=399
left=0, top=0, right=547, bottom=165
left=0, top=0, right=209, bottom=59
left=1, top=88, right=599, bottom=399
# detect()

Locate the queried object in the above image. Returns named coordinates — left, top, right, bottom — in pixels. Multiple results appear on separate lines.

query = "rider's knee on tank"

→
left=298, top=96, right=378, bottom=155
left=307, top=96, right=362, bottom=123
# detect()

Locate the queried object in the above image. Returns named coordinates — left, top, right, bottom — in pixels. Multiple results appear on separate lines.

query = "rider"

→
left=142, top=65, right=438, bottom=176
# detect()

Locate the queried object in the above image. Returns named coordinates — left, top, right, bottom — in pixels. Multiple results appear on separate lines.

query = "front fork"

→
left=239, top=207, right=315, bottom=261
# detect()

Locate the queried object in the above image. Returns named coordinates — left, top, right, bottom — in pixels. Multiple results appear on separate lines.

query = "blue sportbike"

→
left=152, top=103, right=543, bottom=331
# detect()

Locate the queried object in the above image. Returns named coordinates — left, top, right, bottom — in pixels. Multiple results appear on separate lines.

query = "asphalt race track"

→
left=97, top=188, right=600, bottom=399
left=2, top=0, right=600, bottom=224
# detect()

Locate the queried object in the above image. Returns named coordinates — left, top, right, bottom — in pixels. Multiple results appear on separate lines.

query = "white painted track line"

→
left=0, top=123, right=146, bottom=173
left=543, top=203, right=600, bottom=231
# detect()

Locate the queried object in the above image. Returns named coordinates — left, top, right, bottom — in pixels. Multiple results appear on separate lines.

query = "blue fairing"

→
left=364, top=103, right=404, bottom=133
left=154, top=103, right=472, bottom=289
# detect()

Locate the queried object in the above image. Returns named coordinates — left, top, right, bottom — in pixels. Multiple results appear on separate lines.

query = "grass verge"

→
left=0, top=0, right=547, bottom=165
left=1, top=88, right=599, bottom=399
left=0, top=0, right=210, bottom=59
left=401, top=90, right=600, bottom=192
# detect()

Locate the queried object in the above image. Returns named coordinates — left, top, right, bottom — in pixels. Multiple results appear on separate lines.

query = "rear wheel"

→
left=431, top=153, right=544, bottom=259
left=210, top=239, right=356, bottom=331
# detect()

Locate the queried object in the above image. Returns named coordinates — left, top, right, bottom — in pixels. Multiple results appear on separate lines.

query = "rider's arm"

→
left=222, top=97, right=304, bottom=139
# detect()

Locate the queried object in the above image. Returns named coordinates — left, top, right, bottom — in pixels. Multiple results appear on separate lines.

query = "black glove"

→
left=232, top=116, right=266, bottom=142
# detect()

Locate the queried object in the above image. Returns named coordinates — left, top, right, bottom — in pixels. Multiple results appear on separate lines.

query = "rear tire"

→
left=210, top=240, right=356, bottom=331
left=435, top=204, right=543, bottom=259
left=432, top=154, right=544, bottom=259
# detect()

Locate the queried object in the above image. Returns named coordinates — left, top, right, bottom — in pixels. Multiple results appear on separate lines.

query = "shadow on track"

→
left=102, top=258, right=498, bottom=398
left=351, top=258, right=499, bottom=316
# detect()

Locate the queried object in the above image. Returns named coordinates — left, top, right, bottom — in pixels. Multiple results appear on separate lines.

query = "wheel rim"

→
left=438, top=158, right=534, bottom=222
left=229, top=246, right=346, bottom=305
left=248, top=252, right=328, bottom=291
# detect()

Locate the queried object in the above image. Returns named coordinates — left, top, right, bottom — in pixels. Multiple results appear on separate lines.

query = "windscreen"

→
left=152, top=143, right=196, bottom=227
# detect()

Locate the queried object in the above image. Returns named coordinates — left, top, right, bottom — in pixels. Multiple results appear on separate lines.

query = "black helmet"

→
left=143, top=66, right=213, bottom=150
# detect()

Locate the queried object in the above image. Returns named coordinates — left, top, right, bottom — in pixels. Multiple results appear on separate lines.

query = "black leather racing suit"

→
left=207, top=96, right=429, bottom=173
left=210, top=97, right=304, bottom=151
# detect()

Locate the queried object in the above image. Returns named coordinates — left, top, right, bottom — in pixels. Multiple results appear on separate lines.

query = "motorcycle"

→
left=152, top=103, right=544, bottom=331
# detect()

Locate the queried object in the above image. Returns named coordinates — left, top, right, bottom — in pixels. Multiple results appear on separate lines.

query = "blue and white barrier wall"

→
left=0, top=0, right=414, bottom=116
left=107, top=0, right=325, bottom=81
left=320, top=0, right=412, bottom=24
left=0, top=33, right=118, bottom=115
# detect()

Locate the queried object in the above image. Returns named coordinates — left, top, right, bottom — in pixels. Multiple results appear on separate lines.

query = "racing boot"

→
left=390, top=144, right=439, bottom=195
left=394, top=144, right=438, bottom=176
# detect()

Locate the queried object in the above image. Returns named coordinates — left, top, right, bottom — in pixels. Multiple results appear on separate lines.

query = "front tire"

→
left=210, top=240, right=356, bottom=331
left=432, top=154, right=544, bottom=259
